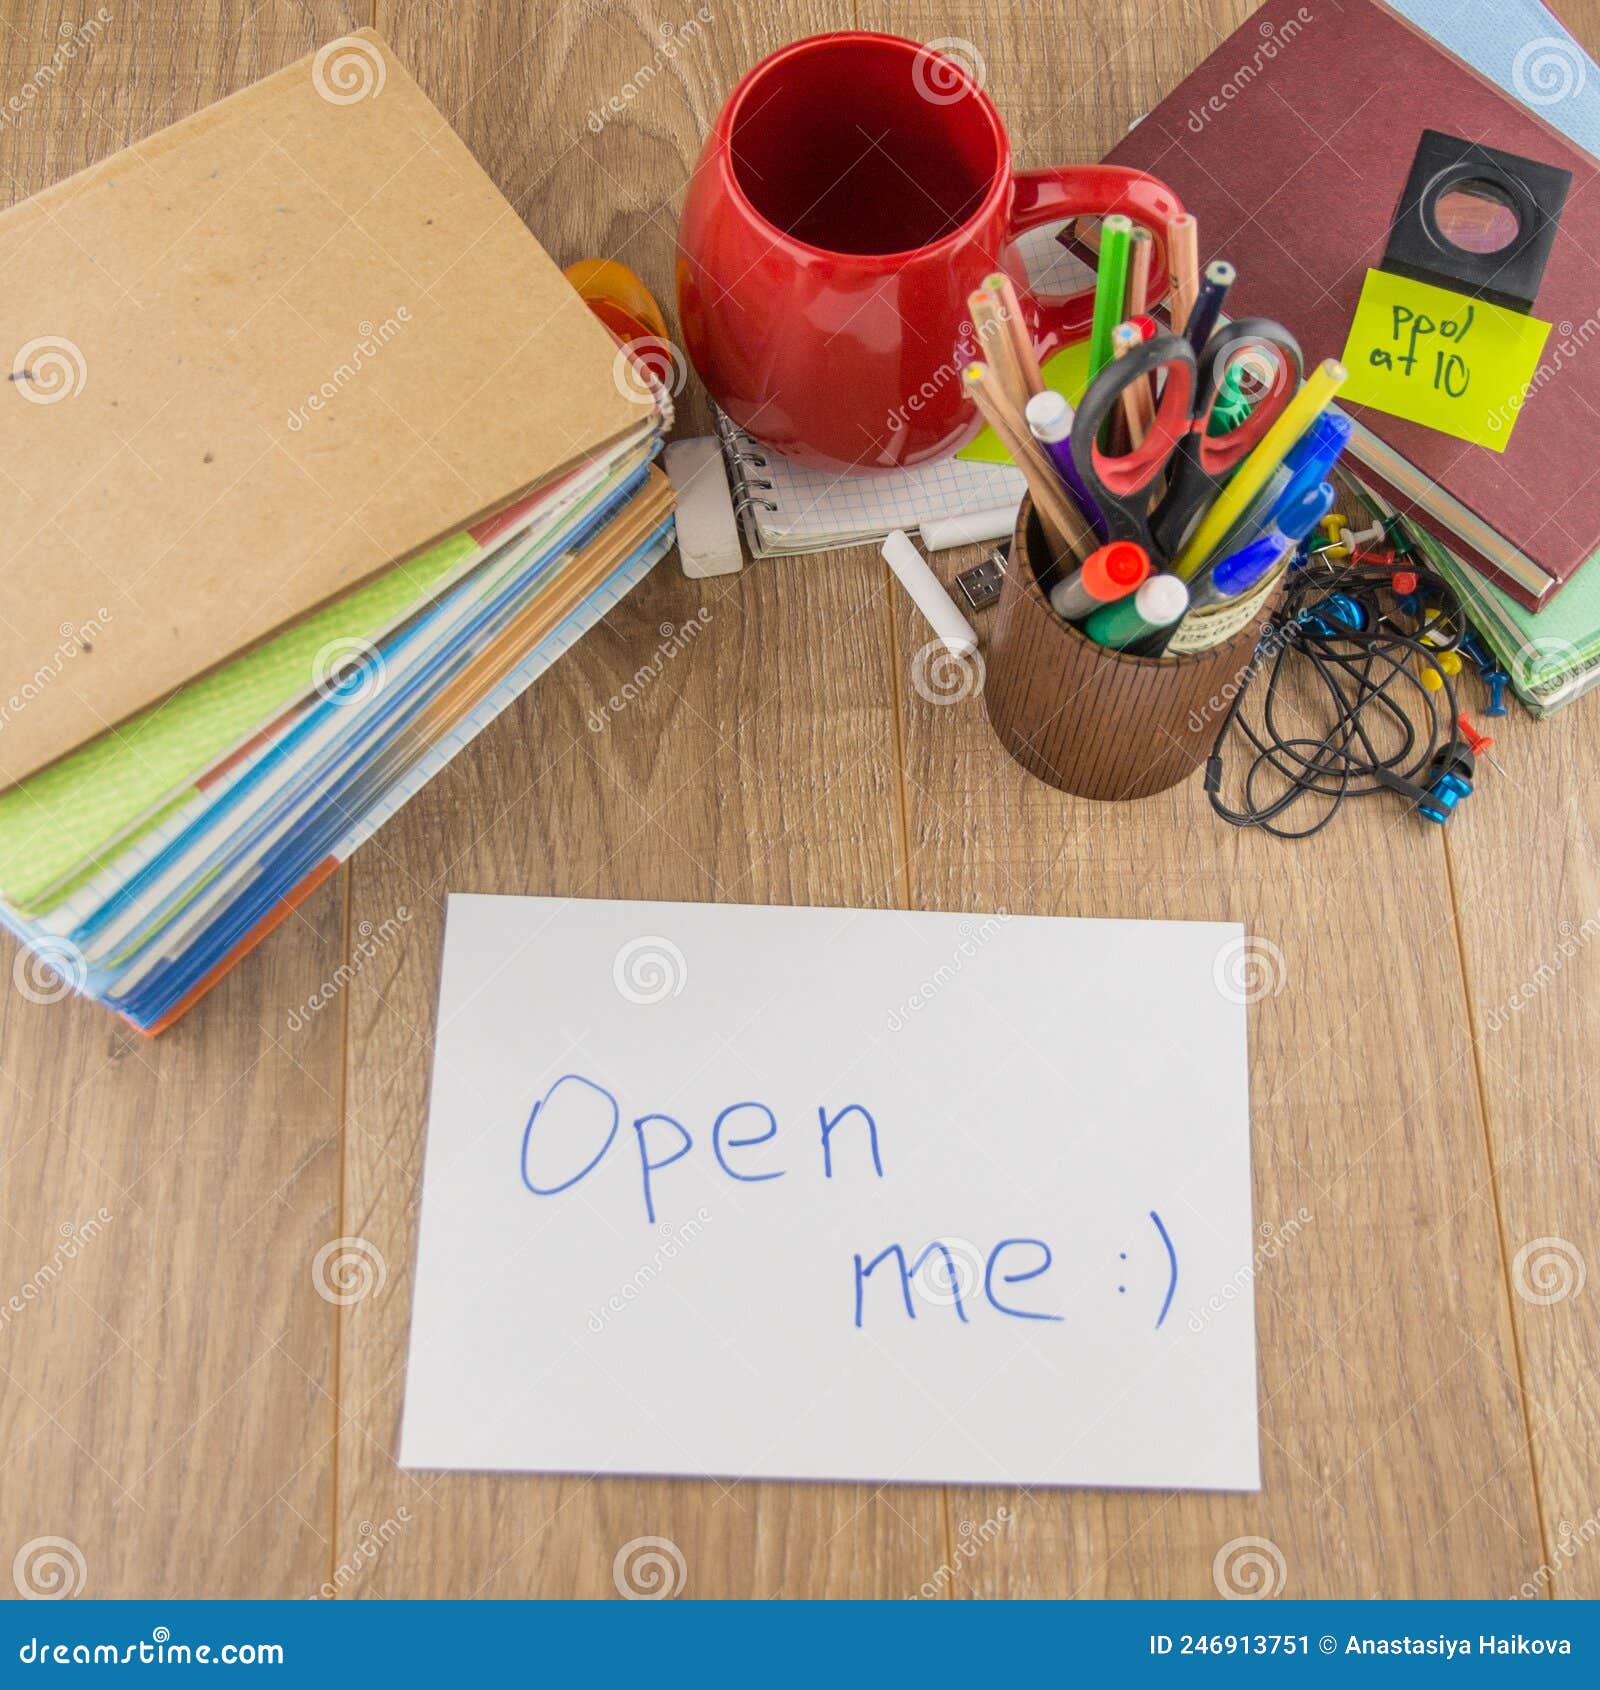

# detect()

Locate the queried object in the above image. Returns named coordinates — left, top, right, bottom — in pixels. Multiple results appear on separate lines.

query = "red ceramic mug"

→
left=676, top=32, right=1184, bottom=472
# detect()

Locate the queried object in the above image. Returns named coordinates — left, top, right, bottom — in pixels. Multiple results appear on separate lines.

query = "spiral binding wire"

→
left=713, top=408, right=778, bottom=519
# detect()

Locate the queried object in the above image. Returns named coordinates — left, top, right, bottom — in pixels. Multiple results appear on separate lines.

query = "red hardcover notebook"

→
left=1106, top=0, right=1600, bottom=610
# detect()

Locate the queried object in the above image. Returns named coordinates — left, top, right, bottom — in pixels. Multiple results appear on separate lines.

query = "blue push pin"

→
left=1484, top=670, right=1510, bottom=716
left=1457, top=628, right=1494, bottom=674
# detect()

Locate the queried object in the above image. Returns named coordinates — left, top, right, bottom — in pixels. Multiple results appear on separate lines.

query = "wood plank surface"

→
left=0, top=0, right=361, bottom=1601
left=0, top=0, right=1595, bottom=1602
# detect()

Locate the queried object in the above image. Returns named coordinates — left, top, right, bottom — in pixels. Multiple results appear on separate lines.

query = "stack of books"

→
left=1105, top=0, right=1600, bottom=715
left=0, top=33, right=674, bottom=1031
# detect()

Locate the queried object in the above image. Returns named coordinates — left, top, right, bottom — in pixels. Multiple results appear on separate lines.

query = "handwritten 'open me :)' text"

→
left=517, top=1072, right=1177, bottom=1330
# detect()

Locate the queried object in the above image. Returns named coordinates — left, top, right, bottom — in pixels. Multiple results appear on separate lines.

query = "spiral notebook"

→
left=713, top=407, right=1024, bottom=556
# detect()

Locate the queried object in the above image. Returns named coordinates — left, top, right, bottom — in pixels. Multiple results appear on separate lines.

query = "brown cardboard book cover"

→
left=0, top=30, right=641, bottom=787
left=1104, top=0, right=1600, bottom=611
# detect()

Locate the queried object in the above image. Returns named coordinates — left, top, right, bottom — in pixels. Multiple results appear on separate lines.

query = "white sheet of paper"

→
left=400, top=894, right=1260, bottom=1491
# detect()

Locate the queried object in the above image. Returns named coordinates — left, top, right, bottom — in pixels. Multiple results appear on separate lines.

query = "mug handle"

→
left=1007, top=165, right=1188, bottom=358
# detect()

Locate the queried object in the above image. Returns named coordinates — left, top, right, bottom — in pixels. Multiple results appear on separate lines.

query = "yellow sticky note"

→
left=958, top=337, right=1092, bottom=464
left=1339, top=268, right=1550, bottom=453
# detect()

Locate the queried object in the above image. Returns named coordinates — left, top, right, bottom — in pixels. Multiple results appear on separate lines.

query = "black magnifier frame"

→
left=1381, top=129, right=1571, bottom=314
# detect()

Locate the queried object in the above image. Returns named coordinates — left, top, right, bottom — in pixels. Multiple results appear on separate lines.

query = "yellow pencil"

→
left=1169, top=212, right=1200, bottom=334
left=963, top=363, right=1090, bottom=565
left=1172, top=359, right=1348, bottom=579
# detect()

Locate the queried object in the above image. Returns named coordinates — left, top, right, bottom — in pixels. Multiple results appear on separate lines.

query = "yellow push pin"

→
left=1318, top=513, right=1351, bottom=558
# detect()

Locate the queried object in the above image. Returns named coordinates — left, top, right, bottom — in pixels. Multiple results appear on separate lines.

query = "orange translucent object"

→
left=563, top=258, right=668, bottom=344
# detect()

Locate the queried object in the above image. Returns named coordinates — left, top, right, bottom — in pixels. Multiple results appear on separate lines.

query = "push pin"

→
left=1419, top=646, right=1463, bottom=690
left=1380, top=512, right=1422, bottom=559
left=1393, top=571, right=1419, bottom=595
left=1484, top=670, right=1510, bottom=716
left=1457, top=713, right=1494, bottom=756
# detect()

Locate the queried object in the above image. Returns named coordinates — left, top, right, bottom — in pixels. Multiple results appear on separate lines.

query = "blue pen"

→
left=1183, top=259, right=1235, bottom=355
left=1188, top=483, right=1335, bottom=610
left=1214, top=411, right=1353, bottom=559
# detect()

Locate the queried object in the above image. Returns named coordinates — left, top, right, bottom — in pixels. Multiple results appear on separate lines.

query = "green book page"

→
left=0, top=534, right=475, bottom=914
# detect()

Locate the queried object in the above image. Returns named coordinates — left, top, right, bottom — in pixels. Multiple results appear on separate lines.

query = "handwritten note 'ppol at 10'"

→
left=1339, top=268, right=1552, bottom=453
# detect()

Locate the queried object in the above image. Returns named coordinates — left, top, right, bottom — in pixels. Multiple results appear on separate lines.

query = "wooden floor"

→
left=2, top=0, right=1598, bottom=1601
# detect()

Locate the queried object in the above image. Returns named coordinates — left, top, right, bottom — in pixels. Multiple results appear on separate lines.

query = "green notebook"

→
left=0, top=533, right=476, bottom=915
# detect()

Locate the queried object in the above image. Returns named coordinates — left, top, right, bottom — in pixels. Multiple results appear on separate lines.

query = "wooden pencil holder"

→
left=983, top=499, right=1282, bottom=802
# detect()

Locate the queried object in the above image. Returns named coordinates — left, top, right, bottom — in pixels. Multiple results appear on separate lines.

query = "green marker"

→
left=1083, top=573, right=1190, bottom=653
left=1088, top=214, right=1133, bottom=381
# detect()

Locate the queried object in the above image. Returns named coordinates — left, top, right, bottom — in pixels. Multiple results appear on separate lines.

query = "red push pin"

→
left=1394, top=571, right=1419, bottom=595
left=1457, top=713, right=1494, bottom=756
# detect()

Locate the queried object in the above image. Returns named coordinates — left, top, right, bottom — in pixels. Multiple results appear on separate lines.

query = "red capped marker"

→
left=1049, top=539, right=1152, bottom=622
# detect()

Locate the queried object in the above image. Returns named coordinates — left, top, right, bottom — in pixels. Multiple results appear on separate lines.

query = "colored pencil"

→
left=1111, top=321, right=1155, bottom=446
left=963, top=363, right=1091, bottom=565
left=1169, top=212, right=1200, bottom=334
left=987, top=272, right=1045, bottom=400
left=968, top=285, right=1027, bottom=413
left=1088, top=214, right=1133, bottom=379
left=1125, top=226, right=1154, bottom=320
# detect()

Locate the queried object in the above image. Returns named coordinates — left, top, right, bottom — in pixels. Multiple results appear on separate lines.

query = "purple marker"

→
left=1025, top=390, right=1108, bottom=543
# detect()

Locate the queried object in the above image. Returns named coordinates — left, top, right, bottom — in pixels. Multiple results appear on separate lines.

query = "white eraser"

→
left=665, top=436, right=744, bottom=578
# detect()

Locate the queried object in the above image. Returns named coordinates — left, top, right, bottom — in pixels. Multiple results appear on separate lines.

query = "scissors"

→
left=1068, top=319, right=1303, bottom=566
